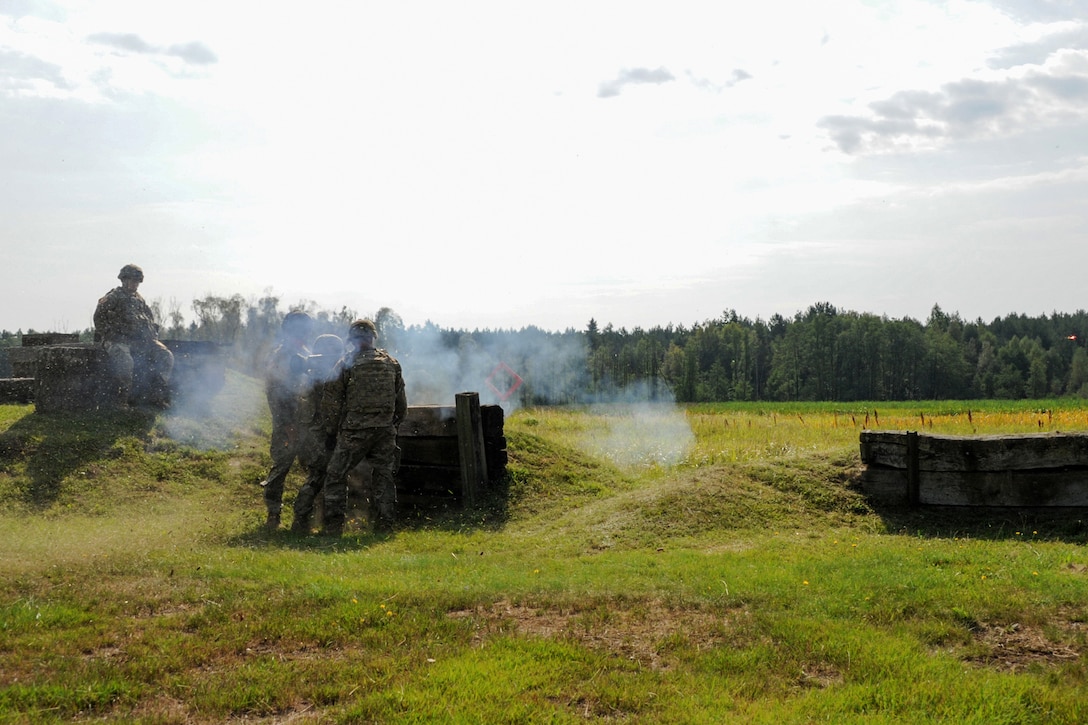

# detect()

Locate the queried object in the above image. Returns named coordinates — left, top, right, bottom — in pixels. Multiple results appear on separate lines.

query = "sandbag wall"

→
left=0, top=339, right=227, bottom=411
left=0, top=333, right=81, bottom=405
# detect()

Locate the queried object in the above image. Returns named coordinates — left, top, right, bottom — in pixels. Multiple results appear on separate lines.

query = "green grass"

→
left=1, top=382, right=1087, bottom=722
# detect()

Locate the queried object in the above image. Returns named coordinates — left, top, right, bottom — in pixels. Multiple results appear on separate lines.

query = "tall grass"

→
left=0, top=389, right=1086, bottom=722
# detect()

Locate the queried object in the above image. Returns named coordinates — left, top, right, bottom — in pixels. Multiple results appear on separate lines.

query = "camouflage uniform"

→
left=290, top=335, right=345, bottom=534
left=93, top=264, right=174, bottom=407
left=260, top=312, right=313, bottom=528
left=321, top=320, right=407, bottom=535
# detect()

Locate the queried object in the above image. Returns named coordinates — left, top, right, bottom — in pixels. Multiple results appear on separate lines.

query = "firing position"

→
left=93, top=264, right=174, bottom=408
left=321, top=319, right=407, bottom=536
left=290, top=334, right=346, bottom=534
left=260, top=310, right=313, bottom=530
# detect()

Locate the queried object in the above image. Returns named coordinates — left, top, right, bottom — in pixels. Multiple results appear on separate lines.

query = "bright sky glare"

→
left=2, top=0, right=1087, bottom=333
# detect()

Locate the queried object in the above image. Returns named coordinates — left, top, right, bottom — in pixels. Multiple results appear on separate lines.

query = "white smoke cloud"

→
left=155, top=323, right=694, bottom=471
left=393, top=326, right=590, bottom=411
left=581, top=381, right=695, bottom=468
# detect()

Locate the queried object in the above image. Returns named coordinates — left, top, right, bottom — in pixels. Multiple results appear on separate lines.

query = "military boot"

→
left=320, top=514, right=344, bottom=537
left=148, top=377, right=171, bottom=409
left=290, top=515, right=311, bottom=535
left=264, top=510, right=281, bottom=531
left=292, top=486, right=316, bottom=534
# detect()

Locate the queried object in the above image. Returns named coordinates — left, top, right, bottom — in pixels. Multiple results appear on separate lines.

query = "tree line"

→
left=3, top=296, right=1088, bottom=403
left=585, top=303, right=1088, bottom=402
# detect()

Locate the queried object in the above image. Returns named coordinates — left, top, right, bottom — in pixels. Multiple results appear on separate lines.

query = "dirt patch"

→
left=449, top=598, right=732, bottom=670
left=964, top=619, right=1083, bottom=672
left=795, top=661, right=845, bottom=689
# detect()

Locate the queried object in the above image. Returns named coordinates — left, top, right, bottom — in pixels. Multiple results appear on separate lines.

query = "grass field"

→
left=1, top=374, right=1086, bottom=723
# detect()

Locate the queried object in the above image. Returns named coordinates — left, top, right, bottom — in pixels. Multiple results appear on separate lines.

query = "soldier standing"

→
left=260, top=310, right=313, bottom=530
left=290, top=334, right=346, bottom=534
left=321, top=319, right=407, bottom=536
left=93, top=264, right=174, bottom=408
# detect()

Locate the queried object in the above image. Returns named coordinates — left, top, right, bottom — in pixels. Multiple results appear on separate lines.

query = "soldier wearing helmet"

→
left=259, top=310, right=314, bottom=530
left=290, top=334, right=346, bottom=534
left=93, top=264, right=174, bottom=408
left=320, top=318, right=407, bottom=536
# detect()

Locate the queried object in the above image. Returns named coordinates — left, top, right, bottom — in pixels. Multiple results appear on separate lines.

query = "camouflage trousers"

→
left=291, top=427, right=333, bottom=531
left=323, top=426, right=398, bottom=531
left=263, top=404, right=299, bottom=514
left=104, top=340, right=174, bottom=404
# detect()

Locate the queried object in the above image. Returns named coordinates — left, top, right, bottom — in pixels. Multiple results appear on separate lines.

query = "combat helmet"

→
left=348, top=319, right=377, bottom=340
left=312, top=334, right=344, bottom=359
left=282, top=310, right=314, bottom=337
left=118, top=264, right=144, bottom=282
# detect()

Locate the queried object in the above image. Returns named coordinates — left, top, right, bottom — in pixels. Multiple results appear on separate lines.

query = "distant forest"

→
left=3, top=294, right=1088, bottom=404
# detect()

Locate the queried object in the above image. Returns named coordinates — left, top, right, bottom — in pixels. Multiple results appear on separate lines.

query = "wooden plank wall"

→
left=394, top=396, right=506, bottom=506
left=859, top=430, right=1088, bottom=507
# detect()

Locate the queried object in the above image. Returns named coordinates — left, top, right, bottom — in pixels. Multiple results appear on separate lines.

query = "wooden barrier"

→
left=859, top=430, right=1088, bottom=507
left=341, top=395, right=506, bottom=513
left=389, top=394, right=506, bottom=506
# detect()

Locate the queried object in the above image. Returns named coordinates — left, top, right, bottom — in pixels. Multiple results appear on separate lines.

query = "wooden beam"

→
left=906, top=431, right=920, bottom=507
left=455, top=392, right=487, bottom=507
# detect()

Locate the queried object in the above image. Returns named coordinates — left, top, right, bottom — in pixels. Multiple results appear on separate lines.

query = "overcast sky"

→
left=2, top=0, right=1087, bottom=334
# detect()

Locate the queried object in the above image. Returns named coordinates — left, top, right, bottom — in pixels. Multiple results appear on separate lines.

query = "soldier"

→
left=259, top=310, right=313, bottom=530
left=321, top=318, right=407, bottom=536
left=93, top=264, right=174, bottom=408
left=290, top=334, right=346, bottom=535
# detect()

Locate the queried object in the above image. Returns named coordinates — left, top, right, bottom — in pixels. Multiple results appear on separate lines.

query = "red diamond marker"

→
left=486, top=361, right=524, bottom=401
